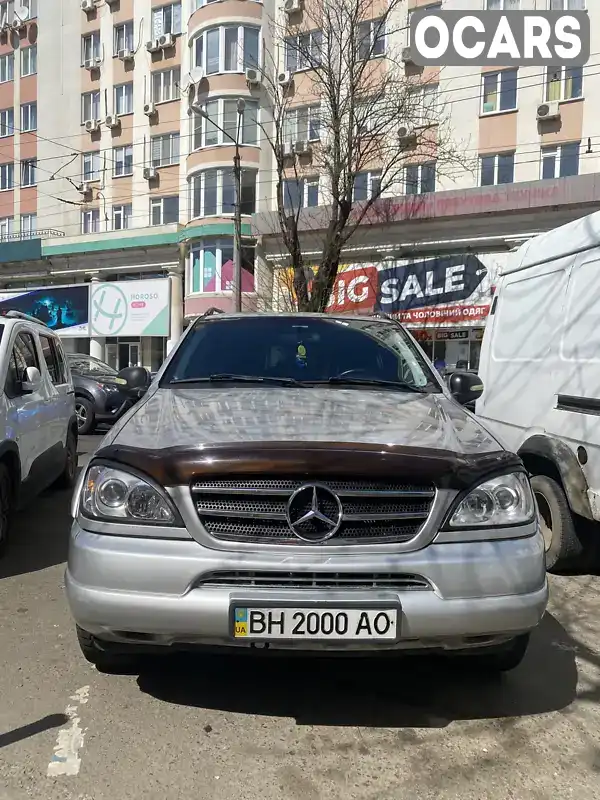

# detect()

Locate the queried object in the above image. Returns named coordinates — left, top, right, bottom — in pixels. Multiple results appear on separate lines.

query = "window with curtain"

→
left=194, top=25, right=261, bottom=74
left=191, top=169, right=257, bottom=217
left=151, top=133, right=180, bottom=167
left=192, top=98, right=258, bottom=149
left=190, top=239, right=255, bottom=293
left=545, top=66, right=583, bottom=102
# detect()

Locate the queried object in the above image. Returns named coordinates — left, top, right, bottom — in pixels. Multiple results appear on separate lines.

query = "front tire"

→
left=0, top=463, right=13, bottom=559
left=76, top=626, right=138, bottom=674
left=75, top=397, right=95, bottom=436
left=531, top=474, right=581, bottom=573
left=462, top=633, right=530, bottom=674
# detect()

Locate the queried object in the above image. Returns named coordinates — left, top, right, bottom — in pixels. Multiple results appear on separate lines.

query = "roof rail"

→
left=366, top=311, right=405, bottom=330
left=0, top=310, right=50, bottom=327
left=200, top=307, right=226, bottom=318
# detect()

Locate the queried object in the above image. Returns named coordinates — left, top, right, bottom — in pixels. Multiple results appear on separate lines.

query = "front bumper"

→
left=65, top=523, right=549, bottom=652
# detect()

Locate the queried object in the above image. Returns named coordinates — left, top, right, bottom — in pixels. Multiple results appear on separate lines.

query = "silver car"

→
left=66, top=312, right=548, bottom=673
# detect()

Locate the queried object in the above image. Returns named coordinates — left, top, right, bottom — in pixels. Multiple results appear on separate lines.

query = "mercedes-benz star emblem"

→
left=286, top=484, right=343, bottom=542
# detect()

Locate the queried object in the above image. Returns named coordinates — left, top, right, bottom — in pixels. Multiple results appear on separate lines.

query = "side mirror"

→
left=118, top=365, right=151, bottom=391
left=448, top=370, right=484, bottom=407
left=21, top=366, right=42, bottom=394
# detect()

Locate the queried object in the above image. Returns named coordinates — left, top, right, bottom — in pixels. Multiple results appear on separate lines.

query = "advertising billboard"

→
left=0, top=285, right=89, bottom=336
left=90, top=279, right=170, bottom=337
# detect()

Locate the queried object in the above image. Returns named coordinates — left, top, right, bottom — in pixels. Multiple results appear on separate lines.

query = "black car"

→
left=66, top=354, right=150, bottom=435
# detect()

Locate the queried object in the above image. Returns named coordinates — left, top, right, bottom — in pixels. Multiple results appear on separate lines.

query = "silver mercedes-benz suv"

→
left=66, top=312, right=548, bottom=673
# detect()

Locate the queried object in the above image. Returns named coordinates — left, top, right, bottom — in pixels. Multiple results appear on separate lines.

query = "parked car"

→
left=0, top=310, right=78, bottom=557
left=66, top=311, right=547, bottom=673
left=67, top=354, right=150, bottom=435
left=476, top=210, right=600, bottom=573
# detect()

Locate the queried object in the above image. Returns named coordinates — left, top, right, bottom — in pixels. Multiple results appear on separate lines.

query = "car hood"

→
left=105, top=386, right=502, bottom=455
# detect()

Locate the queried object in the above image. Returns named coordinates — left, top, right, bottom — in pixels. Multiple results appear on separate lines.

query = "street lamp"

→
left=192, top=98, right=245, bottom=313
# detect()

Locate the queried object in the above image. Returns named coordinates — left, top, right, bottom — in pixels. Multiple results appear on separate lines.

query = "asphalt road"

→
left=1, top=435, right=600, bottom=799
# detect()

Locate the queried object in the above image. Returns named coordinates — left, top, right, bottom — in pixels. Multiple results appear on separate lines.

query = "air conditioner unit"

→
left=143, top=102, right=157, bottom=117
left=277, top=70, right=292, bottom=87
left=401, top=47, right=414, bottom=65
left=118, top=48, right=134, bottom=61
left=245, top=67, right=261, bottom=85
left=158, top=32, right=175, bottom=48
left=77, top=182, right=93, bottom=195
left=105, top=0, right=119, bottom=5
left=80, top=0, right=95, bottom=11
left=146, top=39, right=160, bottom=53
left=105, top=114, right=120, bottom=129
left=536, top=100, right=560, bottom=121
left=398, top=125, right=417, bottom=142
left=284, top=0, right=302, bottom=13
left=143, top=166, right=158, bottom=180
left=281, top=141, right=294, bottom=157
left=11, top=17, right=26, bottom=30
left=84, top=57, right=101, bottom=70
left=294, top=140, right=311, bottom=155
left=84, top=119, right=101, bottom=133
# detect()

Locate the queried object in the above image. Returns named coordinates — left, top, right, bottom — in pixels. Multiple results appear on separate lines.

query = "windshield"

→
left=67, top=354, right=118, bottom=376
left=161, top=316, right=440, bottom=392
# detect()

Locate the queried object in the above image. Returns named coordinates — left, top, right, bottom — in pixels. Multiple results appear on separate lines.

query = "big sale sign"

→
left=276, top=264, right=378, bottom=312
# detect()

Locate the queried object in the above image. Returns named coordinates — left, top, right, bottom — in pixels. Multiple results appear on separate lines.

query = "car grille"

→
left=191, top=478, right=435, bottom=546
left=198, top=571, right=432, bottom=591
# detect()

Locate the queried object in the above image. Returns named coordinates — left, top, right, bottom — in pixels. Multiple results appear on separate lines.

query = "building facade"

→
left=0, top=0, right=596, bottom=369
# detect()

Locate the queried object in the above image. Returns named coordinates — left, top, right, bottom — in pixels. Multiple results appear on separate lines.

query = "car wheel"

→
left=0, top=463, right=13, bottom=558
left=54, top=430, right=78, bottom=490
left=461, top=633, right=530, bottom=674
left=76, top=626, right=138, bottom=674
left=531, top=474, right=581, bottom=573
left=75, top=397, right=95, bottom=435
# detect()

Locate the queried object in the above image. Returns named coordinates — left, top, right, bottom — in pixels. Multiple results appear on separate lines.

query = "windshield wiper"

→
left=318, top=377, right=429, bottom=393
left=168, top=374, right=303, bottom=386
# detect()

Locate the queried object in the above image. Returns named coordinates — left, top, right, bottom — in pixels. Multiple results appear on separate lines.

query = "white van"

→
left=476, top=211, right=600, bottom=572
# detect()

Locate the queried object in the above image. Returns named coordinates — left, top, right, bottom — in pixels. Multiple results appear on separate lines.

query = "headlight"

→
left=81, top=464, right=178, bottom=525
left=447, top=472, right=535, bottom=528
left=98, top=382, right=120, bottom=392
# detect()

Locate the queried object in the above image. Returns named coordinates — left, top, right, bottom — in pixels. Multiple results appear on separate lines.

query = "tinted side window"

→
left=4, top=348, right=20, bottom=398
left=15, top=332, right=39, bottom=370
left=39, top=335, right=59, bottom=383
left=51, top=339, right=68, bottom=384
left=4, top=333, right=38, bottom=398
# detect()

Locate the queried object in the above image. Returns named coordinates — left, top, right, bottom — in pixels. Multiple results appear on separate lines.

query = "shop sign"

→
left=473, top=328, right=485, bottom=341
left=0, top=285, right=89, bottom=336
left=276, top=265, right=377, bottom=312
left=90, top=279, right=170, bottom=337
left=435, top=330, right=469, bottom=341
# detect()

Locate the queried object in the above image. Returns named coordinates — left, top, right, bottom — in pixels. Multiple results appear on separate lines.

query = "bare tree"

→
left=259, top=0, right=472, bottom=312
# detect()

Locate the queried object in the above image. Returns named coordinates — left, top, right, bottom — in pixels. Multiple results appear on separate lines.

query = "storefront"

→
left=0, top=278, right=171, bottom=372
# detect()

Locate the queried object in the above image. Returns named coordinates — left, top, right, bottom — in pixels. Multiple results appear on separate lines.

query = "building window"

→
left=541, top=142, right=580, bottom=179
left=357, top=18, right=385, bottom=60
left=21, top=45, right=36, bottom=76
left=151, top=68, right=180, bottom=103
left=152, top=3, right=182, bottom=37
left=0, top=108, right=13, bottom=137
left=113, top=204, right=132, bottom=230
left=150, top=196, right=179, bottom=225
left=114, top=83, right=133, bottom=115
left=409, top=83, right=438, bottom=125
left=20, top=214, right=36, bottom=236
left=21, top=0, right=37, bottom=18
left=81, top=209, right=100, bottom=234
left=81, top=32, right=101, bottom=64
left=114, top=22, right=134, bottom=55
left=192, top=98, right=258, bottom=149
left=194, top=25, right=261, bottom=75
left=282, top=178, right=319, bottom=210
left=82, top=91, right=100, bottom=123
left=353, top=171, right=381, bottom=201
left=283, top=105, right=320, bottom=142
left=545, top=66, right=583, bottom=102
left=284, top=30, right=322, bottom=72
left=480, top=152, right=515, bottom=186
left=0, top=163, right=14, bottom=190
left=0, top=217, right=13, bottom=239
left=20, top=158, right=36, bottom=187
left=407, top=5, right=441, bottom=45
left=549, top=0, right=584, bottom=9
left=405, top=162, right=436, bottom=194
left=190, top=239, right=255, bottom=293
left=486, top=0, right=520, bottom=8
left=151, top=133, right=180, bottom=167
left=0, top=53, right=13, bottom=83
left=113, top=145, right=133, bottom=177
left=20, top=102, right=36, bottom=132
left=481, top=69, right=518, bottom=113
left=191, top=169, right=257, bottom=217
left=82, top=151, right=101, bottom=182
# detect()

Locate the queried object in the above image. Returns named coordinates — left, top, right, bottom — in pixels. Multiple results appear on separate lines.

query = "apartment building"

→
left=0, top=0, right=596, bottom=370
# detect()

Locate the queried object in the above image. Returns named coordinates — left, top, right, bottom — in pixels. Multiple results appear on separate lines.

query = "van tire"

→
left=0, top=464, right=13, bottom=558
left=76, top=626, right=138, bottom=674
left=463, top=634, right=530, bottom=673
left=531, top=474, right=581, bottom=573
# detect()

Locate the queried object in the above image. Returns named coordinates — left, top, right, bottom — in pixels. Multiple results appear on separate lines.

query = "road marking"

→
left=46, top=686, right=90, bottom=777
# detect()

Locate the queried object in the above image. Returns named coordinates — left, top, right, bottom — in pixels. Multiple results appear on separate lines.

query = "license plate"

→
left=232, top=607, right=398, bottom=641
